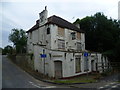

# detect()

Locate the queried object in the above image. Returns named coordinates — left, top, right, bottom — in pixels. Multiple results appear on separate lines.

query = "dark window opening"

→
left=71, top=32, right=76, bottom=40
left=47, top=27, right=50, bottom=34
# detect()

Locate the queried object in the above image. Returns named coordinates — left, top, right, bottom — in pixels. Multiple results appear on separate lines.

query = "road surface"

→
left=2, top=55, right=68, bottom=88
left=2, top=55, right=120, bottom=89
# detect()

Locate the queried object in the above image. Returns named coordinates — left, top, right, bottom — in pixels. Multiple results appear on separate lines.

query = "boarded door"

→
left=54, top=61, right=62, bottom=78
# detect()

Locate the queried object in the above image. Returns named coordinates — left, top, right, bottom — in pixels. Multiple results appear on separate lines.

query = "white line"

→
left=29, top=81, right=41, bottom=88
left=99, top=87, right=104, bottom=89
left=29, top=81, right=33, bottom=84
left=31, top=83, right=41, bottom=88
left=112, top=85, right=117, bottom=88
left=105, top=85, right=109, bottom=87
left=43, top=86, right=56, bottom=88
left=110, top=82, right=116, bottom=85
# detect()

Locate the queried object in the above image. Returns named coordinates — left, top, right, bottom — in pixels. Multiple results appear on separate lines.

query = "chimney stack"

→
left=39, top=6, right=48, bottom=26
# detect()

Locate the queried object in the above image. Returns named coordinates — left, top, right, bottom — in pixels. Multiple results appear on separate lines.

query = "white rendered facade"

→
left=27, top=7, right=109, bottom=78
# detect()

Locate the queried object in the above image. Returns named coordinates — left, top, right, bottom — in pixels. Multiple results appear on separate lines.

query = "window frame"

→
left=58, top=27, right=65, bottom=37
left=47, top=27, right=50, bottom=34
left=71, top=32, right=76, bottom=40
left=58, top=39, right=65, bottom=49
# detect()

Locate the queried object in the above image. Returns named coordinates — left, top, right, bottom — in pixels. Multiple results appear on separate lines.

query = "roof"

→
left=26, top=15, right=84, bottom=33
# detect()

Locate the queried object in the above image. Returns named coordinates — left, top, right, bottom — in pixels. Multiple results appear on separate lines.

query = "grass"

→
left=54, top=79, right=96, bottom=84
left=53, top=74, right=98, bottom=84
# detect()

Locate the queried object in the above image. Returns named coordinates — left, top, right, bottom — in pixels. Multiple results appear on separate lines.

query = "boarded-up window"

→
left=75, top=55, right=81, bottom=73
left=77, top=42, right=82, bottom=50
left=77, top=32, right=81, bottom=39
left=58, top=39, right=65, bottom=49
left=58, top=27, right=65, bottom=37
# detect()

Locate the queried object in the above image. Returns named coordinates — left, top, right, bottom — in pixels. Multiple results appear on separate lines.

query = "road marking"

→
left=29, top=81, right=41, bottom=88
left=112, top=85, right=117, bottom=88
left=43, top=86, right=56, bottom=88
left=29, top=81, right=33, bottom=84
left=110, top=82, right=116, bottom=85
left=31, top=83, right=41, bottom=88
left=99, top=87, right=104, bottom=89
left=105, top=84, right=109, bottom=87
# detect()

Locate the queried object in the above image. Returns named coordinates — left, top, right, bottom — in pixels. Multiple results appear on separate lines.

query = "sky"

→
left=0, top=0, right=119, bottom=48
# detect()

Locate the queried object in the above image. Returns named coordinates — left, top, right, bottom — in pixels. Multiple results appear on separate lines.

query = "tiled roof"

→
left=26, top=15, right=84, bottom=33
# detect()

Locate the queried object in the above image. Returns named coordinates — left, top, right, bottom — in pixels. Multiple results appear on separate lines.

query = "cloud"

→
left=1, top=0, right=119, bottom=48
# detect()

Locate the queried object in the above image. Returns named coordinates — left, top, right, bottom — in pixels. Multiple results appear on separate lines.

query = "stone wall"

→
left=9, top=54, right=34, bottom=70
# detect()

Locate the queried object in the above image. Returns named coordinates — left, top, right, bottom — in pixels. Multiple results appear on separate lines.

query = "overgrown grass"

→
left=54, top=79, right=96, bottom=84
left=53, top=74, right=98, bottom=84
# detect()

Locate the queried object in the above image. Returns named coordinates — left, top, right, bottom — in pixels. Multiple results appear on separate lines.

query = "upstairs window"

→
left=71, top=32, right=76, bottom=40
left=77, top=42, right=82, bottom=50
left=58, top=39, right=65, bottom=49
left=58, top=27, right=65, bottom=37
left=77, top=32, right=81, bottom=40
left=47, top=27, right=50, bottom=34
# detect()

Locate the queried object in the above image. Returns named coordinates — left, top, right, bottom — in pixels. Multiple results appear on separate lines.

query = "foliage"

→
left=2, top=45, right=13, bottom=55
left=0, top=47, right=3, bottom=55
left=9, top=29, right=27, bottom=54
left=28, top=52, right=34, bottom=60
left=74, top=12, right=120, bottom=63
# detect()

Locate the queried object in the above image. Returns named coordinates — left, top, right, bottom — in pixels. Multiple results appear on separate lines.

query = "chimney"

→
left=39, top=6, right=48, bottom=26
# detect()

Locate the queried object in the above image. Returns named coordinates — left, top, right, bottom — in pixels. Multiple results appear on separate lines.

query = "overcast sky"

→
left=0, top=0, right=119, bottom=48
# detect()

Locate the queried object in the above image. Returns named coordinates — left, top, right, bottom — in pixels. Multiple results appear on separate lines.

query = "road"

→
left=2, top=55, right=69, bottom=88
left=0, top=54, right=2, bottom=90
left=2, top=55, right=120, bottom=89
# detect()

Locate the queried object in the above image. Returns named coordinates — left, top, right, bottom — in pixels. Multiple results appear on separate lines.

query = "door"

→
left=91, top=60, right=94, bottom=71
left=54, top=61, right=62, bottom=78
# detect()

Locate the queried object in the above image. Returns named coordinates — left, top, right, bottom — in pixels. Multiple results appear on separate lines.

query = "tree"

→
left=9, top=29, right=27, bottom=54
left=2, top=45, right=13, bottom=55
left=74, top=12, right=120, bottom=63
left=74, top=12, right=120, bottom=51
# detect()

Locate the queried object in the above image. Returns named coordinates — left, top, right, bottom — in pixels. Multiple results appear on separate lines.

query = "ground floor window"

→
left=75, top=55, right=81, bottom=73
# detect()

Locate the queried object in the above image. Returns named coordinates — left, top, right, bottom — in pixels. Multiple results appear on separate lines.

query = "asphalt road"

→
left=2, top=55, right=120, bottom=89
left=0, top=55, right=2, bottom=90
left=2, top=55, right=68, bottom=88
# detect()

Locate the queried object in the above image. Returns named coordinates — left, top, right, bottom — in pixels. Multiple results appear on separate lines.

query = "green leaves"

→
left=74, top=12, right=120, bottom=62
left=9, top=29, right=27, bottom=54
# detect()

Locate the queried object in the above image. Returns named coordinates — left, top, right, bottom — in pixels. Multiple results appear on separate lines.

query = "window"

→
left=47, top=27, right=50, bottom=34
left=58, top=39, right=65, bottom=49
left=77, top=32, right=81, bottom=39
left=75, top=55, right=81, bottom=73
left=58, top=27, right=65, bottom=37
left=77, top=42, right=82, bottom=50
left=71, top=32, right=76, bottom=40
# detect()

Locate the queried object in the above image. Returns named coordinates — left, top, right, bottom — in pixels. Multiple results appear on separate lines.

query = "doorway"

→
left=91, top=60, right=95, bottom=72
left=54, top=61, right=62, bottom=78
